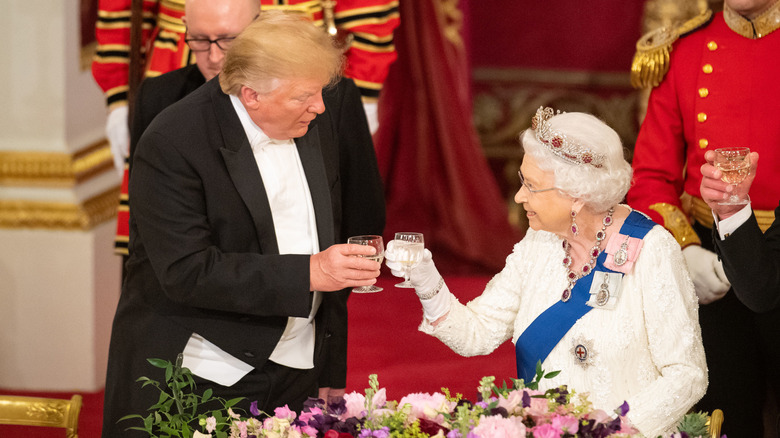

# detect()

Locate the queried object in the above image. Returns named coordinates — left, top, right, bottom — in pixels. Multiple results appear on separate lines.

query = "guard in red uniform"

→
left=92, top=0, right=399, bottom=256
left=628, top=1, right=780, bottom=436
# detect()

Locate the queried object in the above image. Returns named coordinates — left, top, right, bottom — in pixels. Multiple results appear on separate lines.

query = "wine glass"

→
left=393, top=232, right=424, bottom=288
left=713, top=147, right=751, bottom=205
left=348, top=235, right=384, bottom=293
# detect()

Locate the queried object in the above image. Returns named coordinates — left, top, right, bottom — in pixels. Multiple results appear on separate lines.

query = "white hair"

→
left=520, top=111, right=632, bottom=212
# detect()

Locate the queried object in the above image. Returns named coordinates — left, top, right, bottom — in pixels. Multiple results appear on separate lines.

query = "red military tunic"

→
left=92, top=0, right=189, bottom=110
left=628, top=7, right=780, bottom=247
left=92, top=0, right=399, bottom=108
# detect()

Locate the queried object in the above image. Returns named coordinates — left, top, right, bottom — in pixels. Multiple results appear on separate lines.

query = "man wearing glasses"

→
left=114, top=0, right=259, bottom=258
left=128, top=0, right=259, bottom=164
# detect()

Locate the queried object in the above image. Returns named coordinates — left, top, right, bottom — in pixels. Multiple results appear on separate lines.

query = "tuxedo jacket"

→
left=714, top=202, right=780, bottom=313
left=103, top=75, right=384, bottom=432
left=129, top=64, right=206, bottom=163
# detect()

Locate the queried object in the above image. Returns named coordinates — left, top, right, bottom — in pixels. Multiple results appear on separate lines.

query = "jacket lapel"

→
left=295, top=124, right=335, bottom=250
left=210, top=80, right=280, bottom=254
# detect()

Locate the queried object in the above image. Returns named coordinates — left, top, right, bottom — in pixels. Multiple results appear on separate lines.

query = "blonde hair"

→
left=220, top=11, right=344, bottom=95
left=521, top=112, right=633, bottom=212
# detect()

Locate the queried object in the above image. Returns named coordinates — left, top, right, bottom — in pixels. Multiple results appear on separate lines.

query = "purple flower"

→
left=249, top=401, right=260, bottom=417
left=358, top=426, right=390, bottom=438
left=446, top=429, right=463, bottom=438
left=521, top=391, right=531, bottom=408
left=615, top=401, right=629, bottom=417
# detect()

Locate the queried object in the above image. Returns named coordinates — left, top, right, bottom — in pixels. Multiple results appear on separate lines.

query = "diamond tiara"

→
left=530, top=107, right=606, bottom=168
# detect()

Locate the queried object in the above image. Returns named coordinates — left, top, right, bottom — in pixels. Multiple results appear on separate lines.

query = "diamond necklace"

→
left=561, top=207, right=615, bottom=302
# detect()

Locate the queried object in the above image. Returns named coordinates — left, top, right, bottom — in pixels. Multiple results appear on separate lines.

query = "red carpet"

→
left=0, top=275, right=516, bottom=437
left=345, top=274, right=516, bottom=400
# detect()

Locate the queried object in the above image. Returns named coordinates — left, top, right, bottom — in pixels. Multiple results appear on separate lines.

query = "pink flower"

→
left=524, top=389, right=552, bottom=422
left=301, top=406, right=323, bottom=422
left=233, top=420, right=248, bottom=438
left=371, top=387, right=387, bottom=409
left=301, top=424, right=319, bottom=436
left=205, top=416, right=217, bottom=433
left=274, top=405, right=297, bottom=420
left=496, top=390, right=524, bottom=415
left=397, top=392, right=454, bottom=423
left=531, top=423, right=563, bottom=438
left=470, top=414, right=526, bottom=438
left=342, top=391, right=367, bottom=420
left=228, top=408, right=241, bottom=420
left=550, top=415, right=578, bottom=434
left=193, top=431, right=211, bottom=438
left=586, top=408, right=612, bottom=424
left=618, top=416, right=639, bottom=435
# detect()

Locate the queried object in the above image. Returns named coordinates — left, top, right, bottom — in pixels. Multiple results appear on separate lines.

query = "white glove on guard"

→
left=682, top=245, right=731, bottom=305
left=106, top=105, right=130, bottom=177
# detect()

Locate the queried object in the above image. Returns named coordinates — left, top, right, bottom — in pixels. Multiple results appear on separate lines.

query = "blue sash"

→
left=514, top=211, right=655, bottom=381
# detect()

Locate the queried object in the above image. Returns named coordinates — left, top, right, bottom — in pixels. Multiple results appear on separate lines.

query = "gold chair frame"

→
left=0, top=394, right=82, bottom=437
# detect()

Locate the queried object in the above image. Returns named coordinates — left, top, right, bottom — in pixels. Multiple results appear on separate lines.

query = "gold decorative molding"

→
left=0, top=187, right=119, bottom=230
left=473, top=68, right=631, bottom=88
left=0, top=140, right=114, bottom=187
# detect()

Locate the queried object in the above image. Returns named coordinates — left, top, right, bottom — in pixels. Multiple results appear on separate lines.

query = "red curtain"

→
left=374, top=0, right=521, bottom=275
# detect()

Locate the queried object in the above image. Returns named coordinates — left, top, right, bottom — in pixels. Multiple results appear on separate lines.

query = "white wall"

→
left=0, top=0, right=122, bottom=391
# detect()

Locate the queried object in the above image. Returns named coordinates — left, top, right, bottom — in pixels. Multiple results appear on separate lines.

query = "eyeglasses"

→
left=185, top=36, right=237, bottom=52
left=518, top=170, right=556, bottom=194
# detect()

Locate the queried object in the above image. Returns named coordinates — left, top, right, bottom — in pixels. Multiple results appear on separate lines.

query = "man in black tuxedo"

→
left=700, top=150, right=780, bottom=435
left=700, top=151, right=780, bottom=311
left=102, top=11, right=385, bottom=437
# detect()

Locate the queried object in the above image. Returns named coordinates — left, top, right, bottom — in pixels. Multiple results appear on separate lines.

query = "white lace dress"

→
left=420, top=224, right=707, bottom=438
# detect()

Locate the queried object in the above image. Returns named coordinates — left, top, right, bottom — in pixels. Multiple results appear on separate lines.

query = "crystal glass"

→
left=348, top=235, right=384, bottom=293
left=713, top=147, right=751, bottom=205
left=393, top=232, right=424, bottom=288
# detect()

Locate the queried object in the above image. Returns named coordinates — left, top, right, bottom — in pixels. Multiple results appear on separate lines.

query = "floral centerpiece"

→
left=121, top=356, right=719, bottom=438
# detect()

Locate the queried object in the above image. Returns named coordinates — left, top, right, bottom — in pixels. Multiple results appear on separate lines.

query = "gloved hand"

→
left=106, top=105, right=130, bottom=177
left=385, top=240, right=451, bottom=321
left=362, top=101, right=379, bottom=135
left=682, top=245, right=731, bottom=305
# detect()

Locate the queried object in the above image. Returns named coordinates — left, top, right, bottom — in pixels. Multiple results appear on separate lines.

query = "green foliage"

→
left=676, top=411, right=710, bottom=437
left=439, top=387, right=462, bottom=404
left=118, top=354, right=244, bottom=437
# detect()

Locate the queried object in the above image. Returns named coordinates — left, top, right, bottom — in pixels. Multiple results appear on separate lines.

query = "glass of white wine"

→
left=393, top=232, right=424, bottom=288
left=347, top=235, right=384, bottom=293
left=713, top=147, right=751, bottom=205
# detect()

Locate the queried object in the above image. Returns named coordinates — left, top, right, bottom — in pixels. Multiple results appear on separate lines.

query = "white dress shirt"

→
left=712, top=202, right=752, bottom=240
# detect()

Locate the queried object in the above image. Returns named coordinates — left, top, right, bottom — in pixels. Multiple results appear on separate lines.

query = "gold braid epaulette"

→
left=649, top=202, right=701, bottom=248
left=630, top=9, right=714, bottom=89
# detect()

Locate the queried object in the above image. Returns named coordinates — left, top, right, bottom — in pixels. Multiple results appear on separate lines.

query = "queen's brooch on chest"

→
left=604, top=233, right=644, bottom=274
left=572, top=335, right=598, bottom=369
left=587, top=271, right=622, bottom=309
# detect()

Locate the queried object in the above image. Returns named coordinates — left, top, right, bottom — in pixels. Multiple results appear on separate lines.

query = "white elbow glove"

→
left=682, top=245, right=731, bottom=305
left=106, top=105, right=130, bottom=177
left=385, top=241, right=451, bottom=321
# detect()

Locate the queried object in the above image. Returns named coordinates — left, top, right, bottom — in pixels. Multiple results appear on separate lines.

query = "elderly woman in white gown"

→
left=385, top=107, right=707, bottom=438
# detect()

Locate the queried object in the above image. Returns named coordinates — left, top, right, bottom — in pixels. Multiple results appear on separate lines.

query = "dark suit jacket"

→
left=129, top=64, right=206, bottom=165
left=103, top=75, right=384, bottom=435
left=714, top=201, right=780, bottom=312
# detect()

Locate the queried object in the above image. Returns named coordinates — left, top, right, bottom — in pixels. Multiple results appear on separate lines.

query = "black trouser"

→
left=694, top=221, right=780, bottom=438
